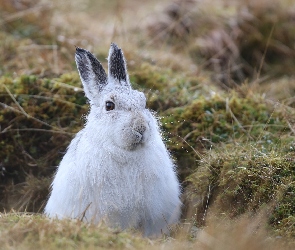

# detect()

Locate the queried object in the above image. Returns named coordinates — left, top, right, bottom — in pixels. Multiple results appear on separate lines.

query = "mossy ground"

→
left=1, top=0, right=295, bottom=248
left=0, top=73, right=87, bottom=211
left=187, top=142, right=295, bottom=235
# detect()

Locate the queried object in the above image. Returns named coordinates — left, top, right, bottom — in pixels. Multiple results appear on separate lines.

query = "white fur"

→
left=44, top=44, right=181, bottom=237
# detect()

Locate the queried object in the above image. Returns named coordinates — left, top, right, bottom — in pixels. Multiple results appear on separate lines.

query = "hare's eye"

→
left=106, top=101, right=115, bottom=111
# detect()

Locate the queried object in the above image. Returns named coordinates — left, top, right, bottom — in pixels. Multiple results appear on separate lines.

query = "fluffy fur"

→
left=44, top=43, right=181, bottom=237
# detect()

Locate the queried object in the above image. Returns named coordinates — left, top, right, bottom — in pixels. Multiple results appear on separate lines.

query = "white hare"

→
left=44, top=43, right=181, bottom=236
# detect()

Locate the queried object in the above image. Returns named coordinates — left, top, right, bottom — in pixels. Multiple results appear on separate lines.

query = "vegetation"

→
left=0, top=213, right=151, bottom=250
left=187, top=142, right=295, bottom=235
left=0, top=73, right=87, bottom=211
left=0, top=0, right=295, bottom=249
left=147, top=0, right=295, bottom=87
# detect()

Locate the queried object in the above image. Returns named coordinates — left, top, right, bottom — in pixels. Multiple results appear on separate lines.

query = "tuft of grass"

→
left=186, top=141, right=295, bottom=237
left=0, top=212, right=151, bottom=250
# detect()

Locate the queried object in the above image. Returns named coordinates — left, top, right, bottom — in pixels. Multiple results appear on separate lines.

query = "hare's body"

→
left=45, top=44, right=181, bottom=236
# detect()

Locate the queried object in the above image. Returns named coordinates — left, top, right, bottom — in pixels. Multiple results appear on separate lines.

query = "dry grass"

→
left=0, top=211, right=294, bottom=250
left=147, top=0, right=295, bottom=87
left=0, top=212, right=150, bottom=250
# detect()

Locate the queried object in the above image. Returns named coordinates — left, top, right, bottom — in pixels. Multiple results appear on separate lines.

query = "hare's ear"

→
left=108, top=43, right=130, bottom=87
left=75, top=47, right=108, bottom=101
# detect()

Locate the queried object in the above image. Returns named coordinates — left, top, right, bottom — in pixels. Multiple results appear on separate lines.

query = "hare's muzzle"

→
left=131, top=116, right=148, bottom=144
left=133, top=118, right=146, bottom=134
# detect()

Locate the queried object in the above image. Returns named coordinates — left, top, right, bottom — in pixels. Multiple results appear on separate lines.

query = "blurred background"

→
left=1, top=0, right=295, bottom=86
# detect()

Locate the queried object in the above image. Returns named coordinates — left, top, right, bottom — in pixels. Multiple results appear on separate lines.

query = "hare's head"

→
left=75, top=43, right=154, bottom=151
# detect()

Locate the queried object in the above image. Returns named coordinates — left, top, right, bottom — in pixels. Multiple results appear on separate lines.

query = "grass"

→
left=0, top=0, right=295, bottom=248
left=147, top=0, right=295, bottom=87
left=0, top=212, right=151, bottom=250
left=1, top=212, right=294, bottom=250
left=187, top=142, right=295, bottom=230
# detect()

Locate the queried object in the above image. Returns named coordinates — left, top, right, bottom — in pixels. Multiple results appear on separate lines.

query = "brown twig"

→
left=0, top=102, right=62, bottom=131
left=225, top=97, right=252, bottom=139
left=79, top=203, right=92, bottom=222
left=0, top=128, right=74, bottom=135
left=256, top=24, right=275, bottom=82
left=2, top=83, right=28, bottom=117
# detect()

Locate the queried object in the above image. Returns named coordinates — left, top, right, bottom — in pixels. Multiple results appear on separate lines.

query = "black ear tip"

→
left=75, top=47, right=88, bottom=55
left=110, top=43, right=120, bottom=51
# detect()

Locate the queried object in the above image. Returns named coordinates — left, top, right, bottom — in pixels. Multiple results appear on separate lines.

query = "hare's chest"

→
left=85, top=154, right=160, bottom=210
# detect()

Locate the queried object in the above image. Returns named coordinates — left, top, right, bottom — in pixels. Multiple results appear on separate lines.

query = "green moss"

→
left=130, top=63, right=168, bottom=91
left=161, top=92, right=289, bottom=179
left=187, top=141, right=295, bottom=237
left=0, top=73, right=87, bottom=211
left=130, top=62, right=207, bottom=111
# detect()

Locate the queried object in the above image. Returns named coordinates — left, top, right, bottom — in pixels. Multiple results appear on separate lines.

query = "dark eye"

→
left=106, top=101, right=115, bottom=111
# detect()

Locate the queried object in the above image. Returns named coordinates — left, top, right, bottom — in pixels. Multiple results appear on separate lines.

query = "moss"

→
left=161, top=92, right=289, bottom=180
left=0, top=73, right=87, bottom=211
left=130, top=63, right=169, bottom=91
left=130, top=62, right=206, bottom=111
left=186, top=141, right=295, bottom=237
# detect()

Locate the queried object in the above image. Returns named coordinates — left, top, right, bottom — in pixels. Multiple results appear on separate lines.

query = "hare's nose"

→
left=133, top=118, right=147, bottom=135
